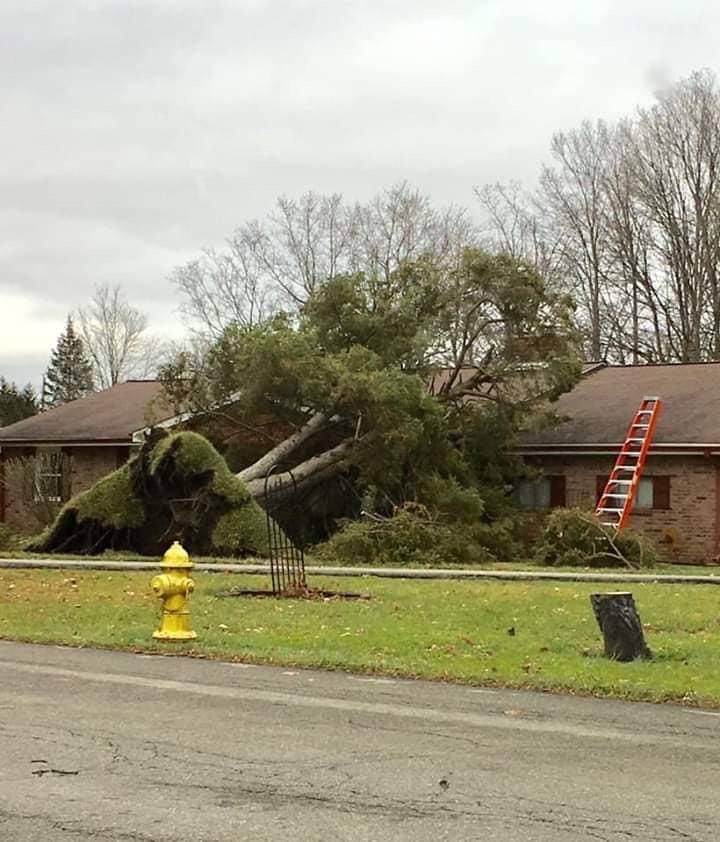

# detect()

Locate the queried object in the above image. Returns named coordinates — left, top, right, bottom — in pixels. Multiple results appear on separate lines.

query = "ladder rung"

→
left=595, top=396, right=661, bottom=530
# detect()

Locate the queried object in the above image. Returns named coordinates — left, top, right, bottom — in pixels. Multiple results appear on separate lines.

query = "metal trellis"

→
left=264, top=464, right=307, bottom=596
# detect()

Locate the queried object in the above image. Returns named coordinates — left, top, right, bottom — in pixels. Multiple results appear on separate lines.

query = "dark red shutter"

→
left=61, top=449, right=73, bottom=501
left=653, top=476, right=671, bottom=510
left=549, top=476, right=566, bottom=508
left=596, top=475, right=607, bottom=504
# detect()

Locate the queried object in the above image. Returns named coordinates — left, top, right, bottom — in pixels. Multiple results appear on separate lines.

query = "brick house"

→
left=518, top=362, right=720, bottom=564
left=0, top=381, right=177, bottom=533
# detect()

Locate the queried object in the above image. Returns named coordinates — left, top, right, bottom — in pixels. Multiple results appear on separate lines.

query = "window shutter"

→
left=549, top=476, right=566, bottom=508
left=61, top=451, right=73, bottom=501
left=653, top=476, right=671, bottom=510
left=596, top=475, right=607, bottom=504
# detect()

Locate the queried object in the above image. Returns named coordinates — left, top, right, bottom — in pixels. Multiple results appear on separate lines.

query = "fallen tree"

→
left=31, top=430, right=273, bottom=557
left=37, top=249, right=580, bottom=558
left=162, top=250, right=581, bottom=550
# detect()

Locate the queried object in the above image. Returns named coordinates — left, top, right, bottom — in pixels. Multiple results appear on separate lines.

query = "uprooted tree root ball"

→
left=30, top=430, right=276, bottom=558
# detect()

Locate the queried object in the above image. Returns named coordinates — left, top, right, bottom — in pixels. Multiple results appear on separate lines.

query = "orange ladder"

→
left=595, top=396, right=662, bottom=532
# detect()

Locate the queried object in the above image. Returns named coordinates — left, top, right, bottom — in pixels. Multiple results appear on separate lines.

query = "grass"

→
left=1, top=568, right=720, bottom=707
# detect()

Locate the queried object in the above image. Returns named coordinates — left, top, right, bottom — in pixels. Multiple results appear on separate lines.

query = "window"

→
left=34, top=449, right=67, bottom=503
left=596, top=475, right=670, bottom=511
left=515, top=476, right=566, bottom=509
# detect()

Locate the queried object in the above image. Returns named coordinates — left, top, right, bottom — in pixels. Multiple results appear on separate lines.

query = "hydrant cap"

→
left=161, top=541, right=193, bottom=568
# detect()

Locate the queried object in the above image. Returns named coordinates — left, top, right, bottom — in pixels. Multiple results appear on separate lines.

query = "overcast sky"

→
left=2, top=0, right=718, bottom=387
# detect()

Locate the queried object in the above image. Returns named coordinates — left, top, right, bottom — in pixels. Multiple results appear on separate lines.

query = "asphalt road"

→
left=0, top=641, right=718, bottom=841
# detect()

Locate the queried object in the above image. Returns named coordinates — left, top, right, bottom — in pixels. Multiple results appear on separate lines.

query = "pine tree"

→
left=44, top=317, right=95, bottom=407
left=0, top=379, right=38, bottom=426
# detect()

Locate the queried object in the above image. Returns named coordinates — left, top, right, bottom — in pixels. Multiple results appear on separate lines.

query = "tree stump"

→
left=590, top=592, right=652, bottom=661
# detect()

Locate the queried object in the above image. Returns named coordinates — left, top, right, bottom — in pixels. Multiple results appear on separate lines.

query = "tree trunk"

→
left=245, top=439, right=354, bottom=500
left=237, top=412, right=338, bottom=483
left=590, top=592, right=652, bottom=661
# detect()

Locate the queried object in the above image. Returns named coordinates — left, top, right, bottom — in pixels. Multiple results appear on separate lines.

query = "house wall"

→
left=0, top=445, right=132, bottom=534
left=530, top=454, right=719, bottom=564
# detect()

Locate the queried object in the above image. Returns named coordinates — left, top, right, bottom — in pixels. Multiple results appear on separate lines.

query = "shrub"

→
left=534, top=507, right=657, bottom=568
left=313, top=503, right=505, bottom=567
left=0, top=524, right=24, bottom=552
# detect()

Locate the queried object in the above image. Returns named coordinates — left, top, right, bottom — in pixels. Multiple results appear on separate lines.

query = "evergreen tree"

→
left=0, top=379, right=38, bottom=426
left=44, top=317, right=95, bottom=407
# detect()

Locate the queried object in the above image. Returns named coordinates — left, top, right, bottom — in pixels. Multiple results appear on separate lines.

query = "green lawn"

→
left=1, top=568, right=719, bottom=707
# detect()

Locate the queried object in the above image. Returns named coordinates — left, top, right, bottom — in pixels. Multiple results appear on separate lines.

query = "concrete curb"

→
left=1, top=557, right=720, bottom=585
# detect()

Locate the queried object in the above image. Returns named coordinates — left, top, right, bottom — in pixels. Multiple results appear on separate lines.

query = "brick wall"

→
left=531, top=454, right=719, bottom=564
left=1, top=445, right=131, bottom=534
left=69, top=447, right=126, bottom=498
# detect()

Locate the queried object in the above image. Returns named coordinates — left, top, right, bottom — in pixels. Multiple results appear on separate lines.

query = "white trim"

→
left=0, top=441, right=131, bottom=450
left=523, top=442, right=720, bottom=449
left=518, top=448, right=720, bottom=456
left=130, top=390, right=243, bottom=443
left=131, top=410, right=196, bottom=443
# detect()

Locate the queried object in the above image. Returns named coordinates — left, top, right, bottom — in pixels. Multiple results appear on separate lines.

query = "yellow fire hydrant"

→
left=151, top=541, right=197, bottom=640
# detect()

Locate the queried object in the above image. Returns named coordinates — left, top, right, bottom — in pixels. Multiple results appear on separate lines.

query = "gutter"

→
left=0, top=440, right=134, bottom=448
left=517, top=443, right=720, bottom=456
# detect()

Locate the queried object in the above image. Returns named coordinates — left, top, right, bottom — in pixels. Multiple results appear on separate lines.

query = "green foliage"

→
left=0, top=524, right=25, bottom=552
left=212, top=503, right=269, bottom=557
left=314, top=508, right=496, bottom=567
left=438, top=250, right=580, bottom=386
left=161, top=248, right=581, bottom=551
left=534, top=508, right=657, bottom=569
left=316, top=473, right=519, bottom=567
left=150, top=430, right=225, bottom=478
left=149, top=431, right=251, bottom=505
left=302, top=263, right=441, bottom=365
left=0, top=378, right=38, bottom=427
left=74, top=464, right=144, bottom=529
left=44, top=316, right=94, bottom=407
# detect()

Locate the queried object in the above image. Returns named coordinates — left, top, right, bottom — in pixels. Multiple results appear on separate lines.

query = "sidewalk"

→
left=2, top=557, right=720, bottom=585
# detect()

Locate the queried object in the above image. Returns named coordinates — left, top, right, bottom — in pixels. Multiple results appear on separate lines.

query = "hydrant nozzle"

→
left=152, top=541, right=197, bottom=640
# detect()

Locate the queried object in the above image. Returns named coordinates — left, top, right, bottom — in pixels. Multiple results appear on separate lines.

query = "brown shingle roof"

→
left=0, top=381, right=177, bottom=444
left=522, top=362, right=720, bottom=448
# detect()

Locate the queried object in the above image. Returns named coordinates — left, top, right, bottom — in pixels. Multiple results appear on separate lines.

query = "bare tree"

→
left=172, top=182, right=478, bottom=337
left=78, top=284, right=160, bottom=388
left=172, top=242, right=274, bottom=341
left=481, top=70, right=720, bottom=365
left=351, top=182, right=476, bottom=281
left=630, top=69, right=720, bottom=362
left=600, top=119, right=658, bottom=363
left=475, top=181, right=563, bottom=285
left=538, top=120, right=619, bottom=361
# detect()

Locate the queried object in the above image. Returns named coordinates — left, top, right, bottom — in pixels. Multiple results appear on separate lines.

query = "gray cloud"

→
left=2, top=0, right=720, bottom=383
